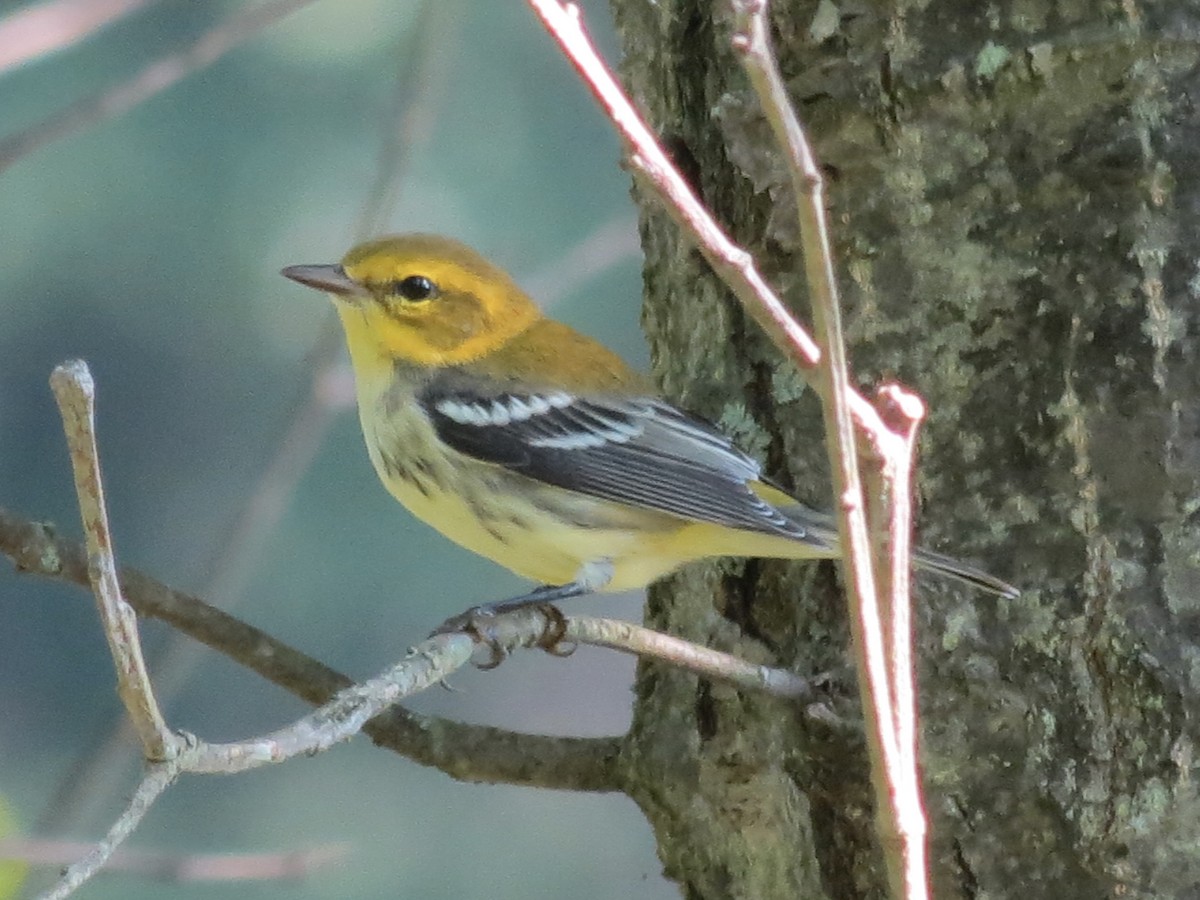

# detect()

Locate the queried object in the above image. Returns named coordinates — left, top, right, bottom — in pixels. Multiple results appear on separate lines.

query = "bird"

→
left=282, top=233, right=1018, bottom=614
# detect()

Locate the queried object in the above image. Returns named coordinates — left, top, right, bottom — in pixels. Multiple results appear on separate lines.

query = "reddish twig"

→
left=0, top=0, right=156, bottom=75
left=524, top=0, right=896, bottom=452
left=0, top=0, right=320, bottom=175
left=525, top=3, right=931, bottom=897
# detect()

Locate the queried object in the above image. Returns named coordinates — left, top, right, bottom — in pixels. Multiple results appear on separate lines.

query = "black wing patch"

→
left=420, top=380, right=811, bottom=542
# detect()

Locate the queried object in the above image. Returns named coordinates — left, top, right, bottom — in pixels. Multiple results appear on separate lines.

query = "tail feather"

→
left=911, top=545, right=1019, bottom=599
left=779, top=504, right=1019, bottom=599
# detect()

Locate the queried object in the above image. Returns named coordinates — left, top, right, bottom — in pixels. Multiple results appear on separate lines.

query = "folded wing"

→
left=419, top=373, right=818, bottom=544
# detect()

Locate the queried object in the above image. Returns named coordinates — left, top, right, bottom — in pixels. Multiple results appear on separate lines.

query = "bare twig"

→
left=0, top=0, right=156, bottom=75
left=34, top=0, right=458, bottom=837
left=34, top=627, right=475, bottom=899
left=527, top=3, right=931, bottom=897
left=0, top=0, right=319, bottom=175
left=37, top=760, right=179, bottom=900
left=0, top=505, right=624, bottom=793
left=0, top=837, right=347, bottom=882
left=566, top=616, right=811, bottom=699
left=727, top=5, right=926, bottom=899
left=525, top=0, right=894, bottom=450
left=49, top=361, right=178, bottom=762
left=183, top=632, right=476, bottom=776
left=32, top=367, right=497, bottom=897
left=875, top=386, right=925, bottom=784
left=436, top=604, right=813, bottom=701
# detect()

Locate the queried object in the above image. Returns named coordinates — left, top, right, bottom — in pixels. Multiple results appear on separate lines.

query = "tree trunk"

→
left=610, top=1, right=1200, bottom=897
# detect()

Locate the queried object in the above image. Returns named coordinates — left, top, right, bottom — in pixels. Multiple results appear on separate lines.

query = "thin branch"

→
left=728, top=7, right=929, bottom=897
left=525, top=0, right=894, bottom=451
left=431, top=603, right=814, bottom=701
left=35, top=0, right=458, bottom=836
left=727, top=5, right=925, bottom=899
left=0, top=837, right=347, bottom=882
left=34, top=368, right=581, bottom=898
left=49, top=361, right=178, bottom=762
left=874, top=384, right=926, bottom=812
left=527, top=3, right=930, bottom=897
left=0, top=505, right=624, bottom=793
left=36, top=760, right=179, bottom=900
left=183, top=632, right=476, bottom=776
left=567, top=616, right=811, bottom=700
left=0, top=0, right=320, bottom=175
left=32, top=628, right=475, bottom=898
left=0, top=0, right=156, bottom=75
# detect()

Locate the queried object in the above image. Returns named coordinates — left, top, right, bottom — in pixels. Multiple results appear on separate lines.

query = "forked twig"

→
left=33, top=361, right=471, bottom=898
left=0, top=505, right=624, bottom=793
left=526, top=2, right=929, bottom=897
left=728, top=5, right=926, bottom=898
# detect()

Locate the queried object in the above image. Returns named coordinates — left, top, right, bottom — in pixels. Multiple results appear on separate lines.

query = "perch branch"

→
left=567, top=616, right=811, bottom=699
left=1, top=505, right=623, bottom=792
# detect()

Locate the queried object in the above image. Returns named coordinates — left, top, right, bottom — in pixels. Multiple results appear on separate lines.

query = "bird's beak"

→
left=281, top=264, right=368, bottom=298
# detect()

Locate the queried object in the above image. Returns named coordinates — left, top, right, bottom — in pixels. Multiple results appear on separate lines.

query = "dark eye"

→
left=393, top=275, right=438, bottom=301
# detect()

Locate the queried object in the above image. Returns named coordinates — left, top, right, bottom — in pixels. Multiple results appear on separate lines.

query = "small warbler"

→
left=283, top=234, right=1018, bottom=605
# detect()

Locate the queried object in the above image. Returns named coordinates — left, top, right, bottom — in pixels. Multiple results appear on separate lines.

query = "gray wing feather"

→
left=419, top=374, right=809, bottom=541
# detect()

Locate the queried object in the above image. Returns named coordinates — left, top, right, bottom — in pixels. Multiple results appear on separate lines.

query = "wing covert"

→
left=419, top=374, right=809, bottom=541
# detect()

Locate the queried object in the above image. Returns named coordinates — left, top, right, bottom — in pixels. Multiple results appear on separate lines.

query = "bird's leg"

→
left=431, top=560, right=613, bottom=667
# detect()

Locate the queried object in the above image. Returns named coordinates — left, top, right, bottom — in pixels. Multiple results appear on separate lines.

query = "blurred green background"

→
left=0, top=1, right=676, bottom=896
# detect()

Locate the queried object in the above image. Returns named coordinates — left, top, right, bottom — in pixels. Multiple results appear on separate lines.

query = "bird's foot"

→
left=431, top=587, right=579, bottom=668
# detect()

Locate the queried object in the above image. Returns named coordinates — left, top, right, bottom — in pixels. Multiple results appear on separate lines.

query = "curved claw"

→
left=430, top=598, right=572, bottom=668
left=532, top=604, right=572, bottom=656
left=473, top=638, right=509, bottom=670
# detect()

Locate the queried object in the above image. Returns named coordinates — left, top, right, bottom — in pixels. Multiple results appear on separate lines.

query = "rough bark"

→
left=610, top=1, right=1200, bottom=897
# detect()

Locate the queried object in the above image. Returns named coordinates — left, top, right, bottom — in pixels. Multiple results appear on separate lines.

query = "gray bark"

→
left=611, top=1, right=1200, bottom=897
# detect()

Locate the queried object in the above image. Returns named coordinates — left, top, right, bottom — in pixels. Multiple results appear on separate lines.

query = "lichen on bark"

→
left=609, top=0, right=1200, bottom=897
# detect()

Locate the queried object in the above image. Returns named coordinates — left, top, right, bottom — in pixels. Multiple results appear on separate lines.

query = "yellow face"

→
left=286, top=234, right=540, bottom=367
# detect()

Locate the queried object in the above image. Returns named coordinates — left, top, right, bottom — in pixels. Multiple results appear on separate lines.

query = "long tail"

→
left=911, top=545, right=1019, bottom=599
left=778, top=503, right=1019, bottom=599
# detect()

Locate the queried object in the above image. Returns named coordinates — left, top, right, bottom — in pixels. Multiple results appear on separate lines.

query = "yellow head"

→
left=282, top=234, right=541, bottom=367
